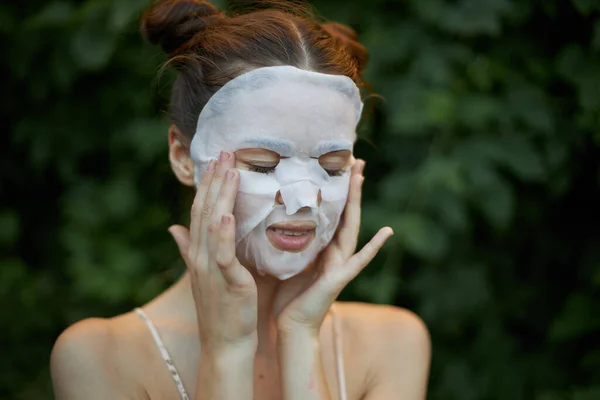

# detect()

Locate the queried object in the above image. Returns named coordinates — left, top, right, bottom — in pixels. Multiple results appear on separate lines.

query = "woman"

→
left=50, top=1, right=431, bottom=399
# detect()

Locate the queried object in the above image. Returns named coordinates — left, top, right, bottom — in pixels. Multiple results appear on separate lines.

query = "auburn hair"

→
left=140, top=0, right=369, bottom=139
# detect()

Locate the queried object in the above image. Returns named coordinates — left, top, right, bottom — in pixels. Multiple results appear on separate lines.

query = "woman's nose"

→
left=275, top=190, right=284, bottom=205
left=275, top=190, right=322, bottom=207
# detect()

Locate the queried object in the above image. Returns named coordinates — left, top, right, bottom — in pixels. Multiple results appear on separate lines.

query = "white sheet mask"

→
left=190, top=66, right=363, bottom=280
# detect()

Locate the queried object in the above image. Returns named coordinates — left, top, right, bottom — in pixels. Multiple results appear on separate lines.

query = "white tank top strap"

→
left=330, top=303, right=348, bottom=400
left=134, top=307, right=190, bottom=400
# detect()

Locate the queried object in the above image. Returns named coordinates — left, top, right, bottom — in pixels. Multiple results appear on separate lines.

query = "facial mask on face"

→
left=190, top=66, right=363, bottom=280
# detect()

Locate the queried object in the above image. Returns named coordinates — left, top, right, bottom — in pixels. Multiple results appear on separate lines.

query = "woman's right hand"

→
left=168, top=151, right=258, bottom=354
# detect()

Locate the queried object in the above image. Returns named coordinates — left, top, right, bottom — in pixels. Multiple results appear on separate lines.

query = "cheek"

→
left=319, top=176, right=351, bottom=203
left=232, top=190, right=277, bottom=241
left=233, top=192, right=275, bottom=223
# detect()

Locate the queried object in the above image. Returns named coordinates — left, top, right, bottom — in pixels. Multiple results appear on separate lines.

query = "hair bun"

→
left=141, top=0, right=225, bottom=54
left=321, top=21, right=369, bottom=73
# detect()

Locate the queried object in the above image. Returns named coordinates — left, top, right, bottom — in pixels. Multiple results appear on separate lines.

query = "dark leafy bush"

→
left=1, top=0, right=599, bottom=398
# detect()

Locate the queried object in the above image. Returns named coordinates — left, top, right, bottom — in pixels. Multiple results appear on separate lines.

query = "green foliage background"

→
left=2, top=0, right=600, bottom=399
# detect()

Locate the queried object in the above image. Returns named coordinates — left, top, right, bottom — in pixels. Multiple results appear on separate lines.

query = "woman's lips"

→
left=266, top=221, right=317, bottom=252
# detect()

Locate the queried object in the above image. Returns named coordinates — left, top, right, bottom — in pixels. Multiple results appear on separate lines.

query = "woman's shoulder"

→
left=50, top=312, right=149, bottom=398
left=335, top=301, right=430, bottom=344
left=334, top=302, right=431, bottom=396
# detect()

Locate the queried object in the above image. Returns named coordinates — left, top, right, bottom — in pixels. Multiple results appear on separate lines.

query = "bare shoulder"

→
left=335, top=301, right=430, bottom=349
left=334, top=302, right=431, bottom=399
left=51, top=313, right=147, bottom=399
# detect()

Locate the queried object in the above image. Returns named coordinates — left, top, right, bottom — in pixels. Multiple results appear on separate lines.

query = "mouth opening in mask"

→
left=266, top=220, right=317, bottom=253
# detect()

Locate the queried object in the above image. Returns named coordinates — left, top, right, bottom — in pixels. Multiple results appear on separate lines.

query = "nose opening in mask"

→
left=278, top=181, right=322, bottom=215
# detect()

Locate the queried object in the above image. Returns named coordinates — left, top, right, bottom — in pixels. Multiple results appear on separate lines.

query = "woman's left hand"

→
left=274, top=159, right=394, bottom=335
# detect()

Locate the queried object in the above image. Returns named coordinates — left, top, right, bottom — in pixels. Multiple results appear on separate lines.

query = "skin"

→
left=50, top=126, right=431, bottom=399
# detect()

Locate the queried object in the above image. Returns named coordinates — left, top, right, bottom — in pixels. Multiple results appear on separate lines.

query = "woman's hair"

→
left=140, top=0, right=369, bottom=139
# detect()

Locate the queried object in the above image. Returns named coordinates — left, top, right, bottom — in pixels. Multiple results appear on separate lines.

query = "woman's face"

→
left=189, top=67, right=362, bottom=279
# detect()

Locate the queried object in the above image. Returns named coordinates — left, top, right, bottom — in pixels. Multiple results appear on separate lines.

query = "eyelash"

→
left=248, top=165, right=276, bottom=174
left=249, top=165, right=344, bottom=177
left=326, top=169, right=344, bottom=177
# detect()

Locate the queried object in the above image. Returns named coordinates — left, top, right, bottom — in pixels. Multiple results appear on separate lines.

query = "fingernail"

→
left=207, top=160, right=216, bottom=172
left=226, top=169, right=235, bottom=181
left=220, top=151, right=230, bottom=163
left=222, top=215, right=231, bottom=225
left=359, top=161, right=365, bottom=174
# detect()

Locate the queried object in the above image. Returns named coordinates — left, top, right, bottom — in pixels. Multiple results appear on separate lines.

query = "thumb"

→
left=168, top=225, right=191, bottom=262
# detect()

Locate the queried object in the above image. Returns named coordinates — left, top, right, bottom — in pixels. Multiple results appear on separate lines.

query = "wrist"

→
left=201, top=336, right=257, bottom=365
left=197, top=338, right=256, bottom=399
left=277, top=329, right=331, bottom=400
left=277, top=326, right=320, bottom=353
left=200, top=342, right=256, bottom=385
left=277, top=318, right=320, bottom=339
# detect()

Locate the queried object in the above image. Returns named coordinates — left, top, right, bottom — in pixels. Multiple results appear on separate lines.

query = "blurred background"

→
left=2, top=0, right=600, bottom=399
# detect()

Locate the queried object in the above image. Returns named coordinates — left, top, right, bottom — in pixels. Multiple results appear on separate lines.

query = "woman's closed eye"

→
left=324, top=168, right=345, bottom=177
left=319, top=150, right=351, bottom=177
left=235, top=148, right=280, bottom=174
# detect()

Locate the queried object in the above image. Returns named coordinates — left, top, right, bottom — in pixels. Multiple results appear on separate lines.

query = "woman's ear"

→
left=168, top=125, right=195, bottom=187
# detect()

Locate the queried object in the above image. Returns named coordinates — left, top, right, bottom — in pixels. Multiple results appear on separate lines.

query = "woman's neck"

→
left=160, top=270, right=282, bottom=354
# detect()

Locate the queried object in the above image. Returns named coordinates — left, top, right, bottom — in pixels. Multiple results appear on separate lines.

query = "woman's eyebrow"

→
left=313, top=140, right=353, bottom=155
left=239, top=137, right=293, bottom=154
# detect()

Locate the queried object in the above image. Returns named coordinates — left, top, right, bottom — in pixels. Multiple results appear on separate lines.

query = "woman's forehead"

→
left=215, top=83, right=358, bottom=154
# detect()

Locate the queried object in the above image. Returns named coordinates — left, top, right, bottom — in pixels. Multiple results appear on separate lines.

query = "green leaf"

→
left=424, top=90, right=456, bottom=126
left=118, top=119, right=171, bottom=163
left=25, top=2, right=74, bottom=29
left=572, top=387, right=600, bottom=400
left=390, top=213, right=449, bottom=261
left=456, top=95, right=503, bottom=130
left=0, top=259, right=26, bottom=297
left=109, top=0, right=148, bottom=31
left=426, top=188, right=470, bottom=232
left=467, top=56, right=495, bottom=91
left=571, top=0, right=600, bottom=15
left=556, top=45, right=586, bottom=82
left=0, top=210, right=20, bottom=245
left=101, top=175, right=138, bottom=219
left=0, top=4, right=16, bottom=33
left=69, top=8, right=117, bottom=71
left=549, top=294, right=600, bottom=341
left=496, top=135, right=546, bottom=181
left=379, top=171, right=414, bottom=207
left=592, top=19, right=600, bottom=52
left=417, top=155, right=465, bottom=194
left=465, top=166, right=515, bottom=230
left=387, top=81, right=430, bottom=135
left=355, top=268, right=401, bottom=304
left=536, top=393, right=565, bottom=400
left=506, top=86, right=554, bottom=133
left=435, top=0, right=514, bottom=37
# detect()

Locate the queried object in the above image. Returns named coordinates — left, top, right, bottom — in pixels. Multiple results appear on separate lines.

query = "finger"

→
left=202, top=151, right=236, bottom=256
left=345, top=227, right=394, bottom=278
left=351, top=158, right=365, bottom=177
left=215, top=214, right=252, bottom=288
left=168, top=225, right=191, bottom=265
left=336, top=173, right=364, bottom=259
left=189, top=160, right=216, bottom=260
left=212, top=168, right=240, bottom=233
